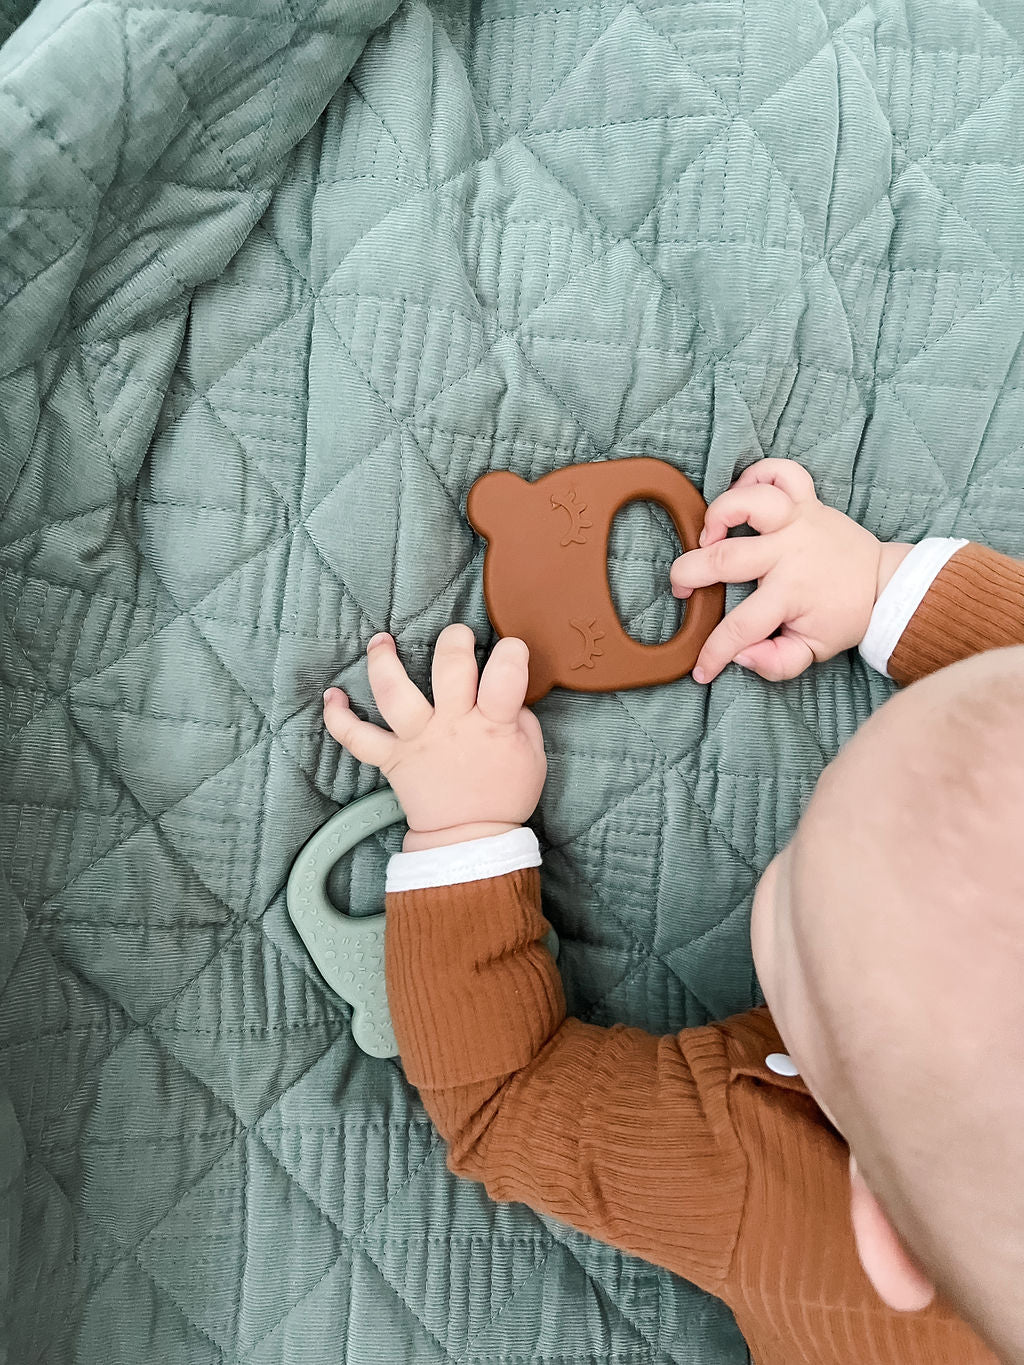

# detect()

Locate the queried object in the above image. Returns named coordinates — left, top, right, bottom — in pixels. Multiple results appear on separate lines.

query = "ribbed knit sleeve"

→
left=385, top=870, right=748, bottom=1295
left=385, top=867, right=563, bottom=1089
left=889, top=543, right=1024, bottom=685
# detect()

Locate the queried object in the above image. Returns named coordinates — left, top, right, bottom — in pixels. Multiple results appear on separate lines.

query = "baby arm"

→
left=669, top=459, right=1024, bottom=684
left=881, top=541, right=1024, bottom=684
left=322, top=628, right=745, bottom=1294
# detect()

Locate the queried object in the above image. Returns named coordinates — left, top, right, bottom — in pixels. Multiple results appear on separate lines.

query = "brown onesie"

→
left=386, top=543, right=1022, bottom=1365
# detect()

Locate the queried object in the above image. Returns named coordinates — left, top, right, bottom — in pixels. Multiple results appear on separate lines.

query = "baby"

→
left=322, top=460, right=1024, bottom=1365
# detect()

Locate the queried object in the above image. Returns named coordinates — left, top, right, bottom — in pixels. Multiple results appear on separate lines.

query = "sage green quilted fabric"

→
left=3, top=0, right=1024, bottom=1361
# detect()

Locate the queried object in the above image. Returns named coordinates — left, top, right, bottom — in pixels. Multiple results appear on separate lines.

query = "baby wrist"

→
left=402, top=821, right=521, bottom=853
left=875, top=542, right=914, bottom=607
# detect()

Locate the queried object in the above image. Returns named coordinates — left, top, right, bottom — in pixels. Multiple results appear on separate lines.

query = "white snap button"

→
left=766, top=1052, right=800, bottom=1077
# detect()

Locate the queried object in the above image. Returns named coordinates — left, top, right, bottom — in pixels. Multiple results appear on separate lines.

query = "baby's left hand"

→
left=323, top=625, right=547, bottom=852
left=669, top=460, right=911, bottom=683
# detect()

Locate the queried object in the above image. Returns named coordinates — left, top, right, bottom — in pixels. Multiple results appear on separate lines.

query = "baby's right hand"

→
left=323, top=625, right=547, bottom=853
left=669, top=460, right=911, bottom=682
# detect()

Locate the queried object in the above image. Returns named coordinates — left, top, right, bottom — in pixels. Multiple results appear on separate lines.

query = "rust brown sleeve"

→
left=385, top=868, right=746, bottom=1294
left=889, top=543, right=1024, bottom=685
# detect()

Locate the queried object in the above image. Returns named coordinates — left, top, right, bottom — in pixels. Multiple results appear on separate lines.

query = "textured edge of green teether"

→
left=286, top=789, right=404, bottom=1058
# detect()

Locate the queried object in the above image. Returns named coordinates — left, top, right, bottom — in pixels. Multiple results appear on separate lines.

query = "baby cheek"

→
left=750, top=863, right=777, bottom=1003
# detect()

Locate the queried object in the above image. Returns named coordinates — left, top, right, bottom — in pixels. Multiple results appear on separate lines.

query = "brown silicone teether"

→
left=467, top=457, right=725, bottom=704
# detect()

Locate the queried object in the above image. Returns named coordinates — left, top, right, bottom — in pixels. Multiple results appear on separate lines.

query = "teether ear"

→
left=466, top=470, right=529, bottom=538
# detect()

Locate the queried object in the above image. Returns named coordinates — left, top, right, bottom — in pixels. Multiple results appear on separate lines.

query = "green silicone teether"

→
left=287, top=788, right=560, bottom=1059
left=287, top=789, right=405, bottom=1058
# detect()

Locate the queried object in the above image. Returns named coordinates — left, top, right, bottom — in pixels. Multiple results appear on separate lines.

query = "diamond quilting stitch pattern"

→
left=4, top=1, right=1024, bottom=1362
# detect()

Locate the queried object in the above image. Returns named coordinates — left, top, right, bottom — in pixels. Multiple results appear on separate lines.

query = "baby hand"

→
left=323, top=625, right=547, bottom=852
left=669, top=461, right=911, bottom=682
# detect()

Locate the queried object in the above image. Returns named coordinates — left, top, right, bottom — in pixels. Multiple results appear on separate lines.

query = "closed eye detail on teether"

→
left=551, top=486, right=593, bottom=546
left=569, top=617, right=606, bottom=669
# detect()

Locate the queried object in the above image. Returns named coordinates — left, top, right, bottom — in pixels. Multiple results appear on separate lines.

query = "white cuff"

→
left=859, top=538, right=969, bottom=677
left=385, top=827, right=541, bottom=892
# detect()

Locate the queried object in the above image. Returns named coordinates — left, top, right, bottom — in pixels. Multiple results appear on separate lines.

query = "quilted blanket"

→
left=3, top=0, right=1024, bottom=1361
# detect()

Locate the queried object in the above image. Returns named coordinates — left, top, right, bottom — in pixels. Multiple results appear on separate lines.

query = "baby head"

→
left=750, top=646, right=1024, bottom=1361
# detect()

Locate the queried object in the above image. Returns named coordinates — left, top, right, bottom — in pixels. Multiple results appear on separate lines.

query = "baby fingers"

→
left=477, top=636, right=530, bottom=724
left=734, top=459, right=816, bottom=502
left=432, top=623, right=480, bottom=717
left=366, top=633, right=433, bottom=738
left=671, top=534, right=777, bottom=595
left=323, top=688, right=397, bottom=770
left=734, top=632, right=815, bottom=682
left=691, top=590, right=785, bottom=684
left=700, top=483, right=795, bottom=546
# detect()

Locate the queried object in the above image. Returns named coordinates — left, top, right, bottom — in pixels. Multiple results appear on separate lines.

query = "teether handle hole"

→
left=607, top=499, right=685, bottom=646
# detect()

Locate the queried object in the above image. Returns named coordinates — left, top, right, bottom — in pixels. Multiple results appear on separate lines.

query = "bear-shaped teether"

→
left=467, top=457, right=725, bottom=704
